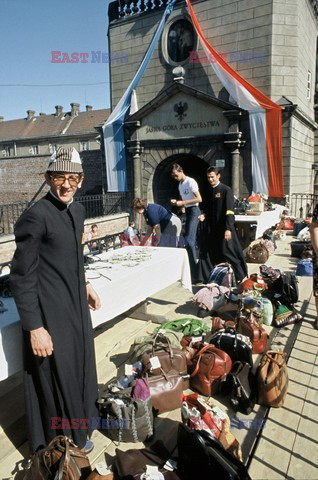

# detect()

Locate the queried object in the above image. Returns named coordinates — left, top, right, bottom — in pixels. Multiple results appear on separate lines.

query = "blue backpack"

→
left=296, top=259, right=313, bottom=277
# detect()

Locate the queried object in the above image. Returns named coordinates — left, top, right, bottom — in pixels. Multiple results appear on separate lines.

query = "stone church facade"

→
left=107, top=0, right=318, bottom=205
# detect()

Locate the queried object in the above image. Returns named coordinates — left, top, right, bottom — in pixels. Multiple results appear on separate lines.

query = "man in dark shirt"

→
left=200, top=166, right=248, bottom=283
left=10, top=147, right=100, bottom=453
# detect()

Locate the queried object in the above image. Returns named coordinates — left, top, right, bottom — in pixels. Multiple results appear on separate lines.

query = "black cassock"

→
left=10, top=193, right=98, bottom=453
left=202, top=182, right=248, bottom=283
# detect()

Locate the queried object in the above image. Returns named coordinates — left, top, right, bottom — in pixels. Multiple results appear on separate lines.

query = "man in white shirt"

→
left=171, top=163, right=202, bottom=282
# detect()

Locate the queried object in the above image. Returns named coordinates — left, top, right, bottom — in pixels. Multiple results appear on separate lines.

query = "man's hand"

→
left=86, top=283, right=101, bottom=311
left=198, top=214, right=205, bottom=222
left=30, top=327, right=54, bottom=357
left=171, top=199, right=177, bottom=206
left=225, top=230, right=232, bottom=241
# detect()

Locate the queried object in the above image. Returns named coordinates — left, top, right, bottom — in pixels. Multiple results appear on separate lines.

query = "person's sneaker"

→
left=82, top=439, right=94, bottom=454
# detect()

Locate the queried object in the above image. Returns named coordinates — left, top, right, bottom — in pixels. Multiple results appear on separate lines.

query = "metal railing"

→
left=0, top=202, right=30, bottom=235
left=290, top=193, right=318, bottom=219
left=0, top=193, right=131, bottom=235
left=109, top=0, right=183, bottom=21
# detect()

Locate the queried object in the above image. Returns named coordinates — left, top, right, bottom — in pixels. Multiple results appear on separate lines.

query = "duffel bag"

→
left=188, top=343, right=232, bottom=396
left=257, top=350, right=288, bottom=407
left=207, top=263, right=235, bottom=288
left=153, top=317, right=210, bottom=338
left=129, top=330, right=183, bottom=362
left=209, top=326, right=253, bottom=367
left=141, top=333, right=188, bottom=386
left=146, top=368, right=186, bottom=415
left=245, top=241, right=270, bottom=264
left=23, top=435, right=92, bottom=480
left=237, top=313, right=268, bottom=354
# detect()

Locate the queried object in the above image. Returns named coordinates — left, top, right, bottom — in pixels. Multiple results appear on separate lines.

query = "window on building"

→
left=167, top=19, right=195, bottom=63
left=29, top=145, right=39, bottom=155
left=1, top=145, right=13, bottom=157
left=81, top=141, right=89, bottom=151
left=49, top=144, right=57, bottom=154
left=307, top=71, right=312, bottom=100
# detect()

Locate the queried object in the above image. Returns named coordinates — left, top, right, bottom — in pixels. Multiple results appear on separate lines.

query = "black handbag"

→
left=209, top=326, right=253, bottom=367
left=221, top=361, right=257, bottom=415
left=114, top=445, right=181, bottom=479
left=210, top=292, right=241, bottom=321
left=177, top=423, right=251, bottom=480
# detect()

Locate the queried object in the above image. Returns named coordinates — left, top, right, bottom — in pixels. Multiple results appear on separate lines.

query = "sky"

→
left=0, top=0, right=113, bottom=121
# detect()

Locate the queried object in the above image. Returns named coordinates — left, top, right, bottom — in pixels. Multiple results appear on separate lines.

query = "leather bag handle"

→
left=263, top=350, right=286, bottom=367
left=190, top=344, right=218, bottom=378
left=152, top=333, right=174, bottom=360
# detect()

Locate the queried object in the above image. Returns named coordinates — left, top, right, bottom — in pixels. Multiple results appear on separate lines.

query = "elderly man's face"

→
left=45, top=172, right=83, bottom=204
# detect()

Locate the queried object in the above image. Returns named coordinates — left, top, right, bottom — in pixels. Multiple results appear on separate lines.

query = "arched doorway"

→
left=153, top=154, right=210, bottom=210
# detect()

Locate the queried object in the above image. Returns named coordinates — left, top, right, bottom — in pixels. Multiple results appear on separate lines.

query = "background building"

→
left=108, top=0, right=318, bottom=207
left=0, top=104, right=109, bottom=204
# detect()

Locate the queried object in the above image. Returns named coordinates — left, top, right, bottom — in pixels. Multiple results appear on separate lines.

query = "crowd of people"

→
left=132, top=162, right=247, bottom=286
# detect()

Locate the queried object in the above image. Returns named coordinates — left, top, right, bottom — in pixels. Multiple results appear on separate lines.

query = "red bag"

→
left=237, top=314, right=268, bottom=354
left=188, top=343, right=232, bottom=396
left=279, top=218, right=294, bottom=230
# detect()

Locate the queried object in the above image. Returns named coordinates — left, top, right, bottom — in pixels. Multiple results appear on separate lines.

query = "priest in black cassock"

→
left=10, top=147, right=100, bottom=454
left=200, top=166, right=248, bottom=283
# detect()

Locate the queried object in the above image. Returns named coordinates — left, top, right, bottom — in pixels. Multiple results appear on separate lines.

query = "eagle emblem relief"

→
left=174, top=101, right=188, bottom=121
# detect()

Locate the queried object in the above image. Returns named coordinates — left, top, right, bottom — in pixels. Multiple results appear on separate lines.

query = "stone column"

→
left=125, top=120, right=142, bottom=199
left=223, top=110, right=245, bottom=197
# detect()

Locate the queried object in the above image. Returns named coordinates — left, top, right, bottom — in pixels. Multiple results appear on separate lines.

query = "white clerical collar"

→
left=212, top=181, right=220, bottom=188
left=49, top=190, right=73, bottom=207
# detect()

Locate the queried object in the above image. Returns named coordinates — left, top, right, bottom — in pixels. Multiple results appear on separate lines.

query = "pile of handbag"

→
left=259, top=265, right=303, bottom=327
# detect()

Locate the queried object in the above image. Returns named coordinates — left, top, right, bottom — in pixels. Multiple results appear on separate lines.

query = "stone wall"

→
left=0, top=150, right=103, bottom=205
left=271, top=0, right=317, bottom=119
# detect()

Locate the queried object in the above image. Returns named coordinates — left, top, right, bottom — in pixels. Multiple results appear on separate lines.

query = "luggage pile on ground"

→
left=90, top=259, right=298, bottom=478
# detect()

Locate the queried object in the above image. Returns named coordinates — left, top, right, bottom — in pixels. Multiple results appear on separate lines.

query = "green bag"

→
left=153, top=318, right=210, bottom=337
left=129, top=330, right=183, bottom=362
left=262, top=298, right=274, bottom=326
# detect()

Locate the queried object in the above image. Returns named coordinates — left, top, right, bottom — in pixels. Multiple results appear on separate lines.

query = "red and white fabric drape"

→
left=186, top=0, right=284, bottom=198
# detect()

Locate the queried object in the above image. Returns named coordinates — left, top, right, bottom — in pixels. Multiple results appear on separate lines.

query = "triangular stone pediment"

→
left=128, top=83, right=241, bottom=141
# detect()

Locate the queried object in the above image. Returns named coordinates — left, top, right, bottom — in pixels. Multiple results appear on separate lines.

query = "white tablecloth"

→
left=235, top=206, right=284, bottom=239
left=0, top=297, right=22, bottom=381
left=87, top=246, right=192, bottom=328
left=0, top=246, right=191, bottom=381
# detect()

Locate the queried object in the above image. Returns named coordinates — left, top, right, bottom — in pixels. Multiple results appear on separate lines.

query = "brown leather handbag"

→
left=23, top=435, right=92, bottom=480
left=257, top=350, right=288, bottom=407
left=146, top=368, right=186, bottom=414
left=141, top=333, right=188, bottom=386
left=188, top=343, right=232, bottom=396
left=238, top=313, right=268, bottom=354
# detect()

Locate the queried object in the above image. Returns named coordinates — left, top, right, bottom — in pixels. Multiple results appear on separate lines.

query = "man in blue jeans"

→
left=171, top=163, right=202, bottom=282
